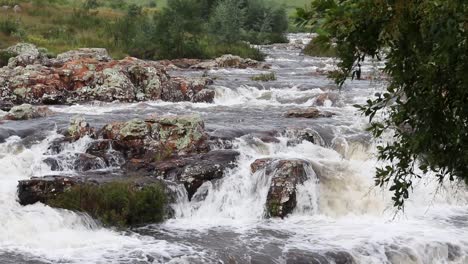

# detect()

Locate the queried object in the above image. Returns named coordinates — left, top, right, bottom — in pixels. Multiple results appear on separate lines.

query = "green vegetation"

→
left=251, top=72, right=277, bottom=81
left=0, top=0, right=293, bottom=60
left=48, top=181, right=167, bottom=228
left=0, top=50, right=16, bottom=67
left=302, top=36, right=336, bottom=57
left=298, top=0, right=468, bottom=208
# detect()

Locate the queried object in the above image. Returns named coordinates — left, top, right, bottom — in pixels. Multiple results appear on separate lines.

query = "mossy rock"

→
left=47, top=181, right=167, bottom=228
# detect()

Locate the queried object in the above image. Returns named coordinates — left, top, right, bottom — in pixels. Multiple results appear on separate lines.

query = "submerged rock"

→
left=285, top=107, right=335, bottom=119
left=3, top=104, right=52, bottom=120
left=251, top=158, right=314, bottom=218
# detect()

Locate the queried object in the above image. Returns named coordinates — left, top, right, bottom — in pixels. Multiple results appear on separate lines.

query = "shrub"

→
left=48, top=181, right=167, bottom=228
left=0, top=50, right=16, bottom=67
left=251, top=72, right=276, bottom=81
left=0, top=18, right=20, bottom=36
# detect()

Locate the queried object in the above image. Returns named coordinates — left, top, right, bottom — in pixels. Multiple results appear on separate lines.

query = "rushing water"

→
left=0, top=34, right=467, bottom=263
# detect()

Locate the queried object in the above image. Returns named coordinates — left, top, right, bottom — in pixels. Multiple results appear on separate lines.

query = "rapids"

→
left=0, top=33, right=467, bottom=263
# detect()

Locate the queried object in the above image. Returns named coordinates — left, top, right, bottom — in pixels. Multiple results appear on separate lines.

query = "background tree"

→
left=208, top=0, right=245, bottom=43
left=297, top=0, right=468, bottom=208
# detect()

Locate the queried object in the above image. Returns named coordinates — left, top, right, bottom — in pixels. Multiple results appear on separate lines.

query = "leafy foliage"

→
left=299, top=0, right=468, bottom=208
left=48, top=182, right=167, bottom=227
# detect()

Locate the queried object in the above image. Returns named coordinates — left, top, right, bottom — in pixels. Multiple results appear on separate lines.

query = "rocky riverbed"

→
left=0, top=34, right=467, bottom=264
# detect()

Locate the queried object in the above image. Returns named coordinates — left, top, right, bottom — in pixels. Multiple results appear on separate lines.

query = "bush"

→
left=48, top=181, right=167, bottom=228
left=0, top=18, right=20, bottom=36
left=0, top=50, right=16, bottom=67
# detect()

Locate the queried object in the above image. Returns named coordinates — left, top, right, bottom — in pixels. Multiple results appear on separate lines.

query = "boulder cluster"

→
left=0, top=43, right=214, bottom=107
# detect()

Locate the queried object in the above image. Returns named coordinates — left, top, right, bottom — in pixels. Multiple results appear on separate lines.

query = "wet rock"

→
left=0, top=101, right=14, bottom=111
left=43, top=153, right=106, bottom=172
left=285, top=250, right=356, bottom=264
left=285, top=107, right=335, bottom=119
left=162, top=77, right=214, bottom=102
left=17, top=176, right=80, bottom=205
left=151, top=150, right=239, bottom=199
left=313, top=92, right=340, bottom=107
left=0, top=45, right=213, bottom=105
left=74, top=153, right=106, bottom=171
left=284, top=128, right=325, bottom=147
left=67, top=116, right=95, bottom=140
left=251, top=159, right=313, bottom=218
left=3, top=104, right=52, bottom=120
left=191, top=54, right=270, bottom=70
left=250, top=158, right=274, bottom=173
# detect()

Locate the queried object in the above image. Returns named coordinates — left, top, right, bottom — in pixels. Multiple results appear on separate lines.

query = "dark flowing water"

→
left=0, top=34, right=467, bottom=264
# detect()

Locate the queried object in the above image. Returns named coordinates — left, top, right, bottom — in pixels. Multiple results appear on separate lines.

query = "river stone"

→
left=251, top=159, right=313, bottom=218
left=284, top=128, right=325, bottom=147
left=68, top=116, right=95, bottom=140
left=4, top=104, right=52, bottom=120
left=285, top=107, right=335, bottom=118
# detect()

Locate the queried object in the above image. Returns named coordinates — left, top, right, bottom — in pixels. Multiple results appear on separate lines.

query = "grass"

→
left=48, top=181, right=167, bottom=228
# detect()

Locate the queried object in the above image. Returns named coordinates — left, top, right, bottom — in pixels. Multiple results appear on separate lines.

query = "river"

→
left=0, top=34, right=467, bottom=264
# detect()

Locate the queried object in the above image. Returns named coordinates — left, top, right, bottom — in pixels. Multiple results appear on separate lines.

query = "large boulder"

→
left=52, top=48, right=112, bottom=66
left=0, top=45, right=214, bottom=105
left=251, top=159, right=314, bottom=218
left=4, top=43, right=50, bottom=67
left=17, top=176, right=79, bottom=205
left=150, top=150, right=240, bottom=199
left=97, top=115, right=208, bottom=162
left=3, top=104, right=52, bottom=120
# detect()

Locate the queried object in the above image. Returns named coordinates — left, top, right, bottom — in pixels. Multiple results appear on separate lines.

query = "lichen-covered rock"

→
left=285, top=107, right=335, bottom=118
left=67, top=116, right=95, bottom=140
left=4, top=43, right=50, bottom=67
left=0, top=45, right=213, bottom=105
left=3, top=104, right=52, bottom=120
left=250, top=159, right=313, bottom=218
left=161, top=77, right=214, bottom=102
left=53, top=48, right=111, bottom=66
left=99, top=115, right=208, bottom=161
left=191, top=54, right=270, bottom=70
